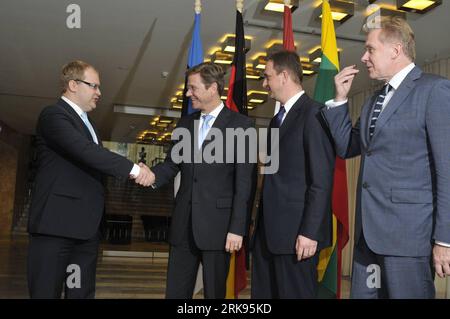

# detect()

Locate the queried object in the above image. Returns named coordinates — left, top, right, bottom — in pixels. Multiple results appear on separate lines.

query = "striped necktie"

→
left=369, top=84, right=392, bottom=140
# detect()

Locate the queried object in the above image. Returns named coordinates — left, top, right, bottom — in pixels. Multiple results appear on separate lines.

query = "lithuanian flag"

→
left=313, top=0, right=349, bottom=299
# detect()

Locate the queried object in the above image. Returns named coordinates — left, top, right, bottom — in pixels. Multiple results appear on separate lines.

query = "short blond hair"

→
left=365, top=16, right=416, bottom=61
left=60, top=60, right=98, bottom=94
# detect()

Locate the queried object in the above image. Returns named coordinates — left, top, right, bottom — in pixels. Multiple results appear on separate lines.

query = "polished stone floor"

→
left=0, top=234, right=397, bottom=300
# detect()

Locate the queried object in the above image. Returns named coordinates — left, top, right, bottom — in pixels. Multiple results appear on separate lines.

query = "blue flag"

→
left=182, top=13, right=203, bottom=116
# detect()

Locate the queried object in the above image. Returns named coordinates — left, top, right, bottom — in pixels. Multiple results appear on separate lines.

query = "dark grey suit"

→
left=322, top=66, right=450, bottom=298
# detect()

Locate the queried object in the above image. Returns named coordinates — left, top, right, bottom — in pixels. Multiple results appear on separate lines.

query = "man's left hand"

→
left=296, top=235, right=317, bottom=261
left=225, top=233, right=243, bottom=253
left=433, top=244, right=450, bottom=278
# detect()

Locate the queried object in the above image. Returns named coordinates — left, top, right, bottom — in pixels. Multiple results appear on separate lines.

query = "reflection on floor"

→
left=2, top=235, right=443, bottom=299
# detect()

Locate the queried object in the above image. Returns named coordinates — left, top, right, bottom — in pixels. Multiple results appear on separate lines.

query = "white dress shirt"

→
left=198, top=102, right=225, bottom=138
left=278, top=90, right=305, bottom=125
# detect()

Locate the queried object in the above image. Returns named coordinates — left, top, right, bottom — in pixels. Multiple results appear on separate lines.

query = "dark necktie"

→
left=266, top=105, right=285, bottom=157
left=369, top=84, right=392, bottom=139
left=272, top=105, right=286, bottom=128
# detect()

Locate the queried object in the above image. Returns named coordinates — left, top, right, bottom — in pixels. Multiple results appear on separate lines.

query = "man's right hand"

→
left=334, top=65, right=359, bottom=102
left=134, top=163, right=155, bottom=187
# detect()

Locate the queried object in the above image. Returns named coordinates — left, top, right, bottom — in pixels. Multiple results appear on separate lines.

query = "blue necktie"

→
left=272, top=105, right=286, bottom=128
left=369, top=84, right=392, bottom=140
left=198, top=114, right=213, bottom=148
left=81, top=112, right=99, bottom=144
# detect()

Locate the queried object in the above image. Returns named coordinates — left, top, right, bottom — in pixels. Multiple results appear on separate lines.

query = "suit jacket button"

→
left=362, top=182, right=369, bottom=189
left=193, top=178, right=198, bottom=183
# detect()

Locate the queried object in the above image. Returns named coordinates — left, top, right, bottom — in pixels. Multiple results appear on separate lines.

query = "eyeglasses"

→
left=74, top=79, right=101, bottom=90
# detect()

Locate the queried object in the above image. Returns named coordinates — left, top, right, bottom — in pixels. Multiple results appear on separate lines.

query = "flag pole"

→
left=186, top=0, right=205, bottom=297
left=194, top=0, right=201, bottom=14
left=225, top=0, right=250, bottom=299
left=274, top=0, right=295, bottom=115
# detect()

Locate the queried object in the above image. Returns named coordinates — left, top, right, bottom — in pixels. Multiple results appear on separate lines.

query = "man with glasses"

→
left=27, top=60, right=154, bottom=298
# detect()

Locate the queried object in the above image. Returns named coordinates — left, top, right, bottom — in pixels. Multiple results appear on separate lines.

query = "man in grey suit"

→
left=322, top=16, right=450, bottom=298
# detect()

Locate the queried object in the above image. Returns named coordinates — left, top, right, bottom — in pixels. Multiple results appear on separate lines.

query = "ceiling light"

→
left=308, top=47, right=341, bottom=64
left=252, top=55, right=267, bottom=70
left=264, top=0, right=299, bottom=13
left=246, top=67, right=262, bottom=80
left=247, top=90, right=269, bottom=104
left=220, top=88, right=228, bottom=101
left=221, top=35, right=251, bottom=53
left=211, top=51, right=233, bottom=65
left=171, top=100, right=182, bottom=109
left=309, top=47, right=322, bottom=64
left=397, top=0, right=441, bottom=13
left=365, top=6, right=406, bottom=30
left=318, top=0, right=354, bottom=24
left=301, top=62, right=317, bottom=76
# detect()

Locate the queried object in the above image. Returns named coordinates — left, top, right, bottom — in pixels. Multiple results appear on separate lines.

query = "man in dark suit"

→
left=322, top=16, right=450, bottom=298
left=28, top=60, right=153, bottom=298
left=251, top=50, right=335, bottom=299
left=149, top=62, right=255, bottom=299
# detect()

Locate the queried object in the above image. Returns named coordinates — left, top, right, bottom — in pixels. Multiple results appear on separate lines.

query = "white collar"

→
left=201, top=102, right=224, bottom=119
left=61, top=96, right=86, bottom=118
left=283, top=90, right=305, bottom=114
left=388, top=63, right=415, bottom=90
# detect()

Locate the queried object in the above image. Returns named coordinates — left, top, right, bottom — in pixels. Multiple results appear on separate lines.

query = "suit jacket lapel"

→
left=371, top=67, right=422, bottom=141
left=278, top=93, right=308, bottom=141
left=57, top=98, right=95, bottom=142
left=202, top=106, right=232, bottom=148
left=267, top=94, right=307, bottom=154
left=88, top=115, right=102, bottom=146
left=189, top=111, right=201, bottom=154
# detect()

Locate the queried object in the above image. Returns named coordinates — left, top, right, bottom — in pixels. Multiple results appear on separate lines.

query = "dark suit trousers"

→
left=251, top=222, right=319, bottom=299
left=351, top=233, right=435, bottom=299
left=165, top=219, right=230, bottom=299
left=27, top=232, right=99, bottom=299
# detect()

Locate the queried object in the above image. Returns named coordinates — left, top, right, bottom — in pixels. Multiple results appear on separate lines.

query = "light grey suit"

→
left=322, top=66, right=450, bottom=298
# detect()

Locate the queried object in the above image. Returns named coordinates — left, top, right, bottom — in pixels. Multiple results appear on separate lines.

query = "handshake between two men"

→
left=130, top=162, right=155, bottom=187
